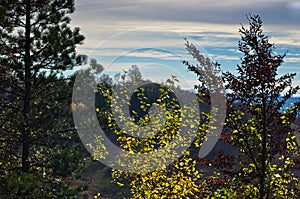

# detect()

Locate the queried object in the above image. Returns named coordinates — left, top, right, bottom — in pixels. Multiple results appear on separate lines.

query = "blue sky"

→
left=70, top=0, right=300, bottom=93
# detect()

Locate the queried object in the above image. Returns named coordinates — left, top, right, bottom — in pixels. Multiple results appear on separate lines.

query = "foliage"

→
left=104, top=15, right=300, bottom=199
left=82, top=46, right=227, bottom=198
left=182, top=36, right=229, bottom=199
left=0, top=0, right=87, bottom=198
left=219, top=15, right=300, bottom=198
left=86, top=65, right=211, bottom=198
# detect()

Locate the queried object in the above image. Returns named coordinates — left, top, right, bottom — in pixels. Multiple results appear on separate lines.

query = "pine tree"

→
left=0, top=0, right=86, bottom=197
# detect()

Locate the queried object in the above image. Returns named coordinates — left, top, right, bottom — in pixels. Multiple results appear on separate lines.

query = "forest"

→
left=0, top=0, right=300, bottom=198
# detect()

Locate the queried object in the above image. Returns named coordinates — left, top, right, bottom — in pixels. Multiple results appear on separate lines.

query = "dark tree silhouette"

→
left=221, top=15, right=300, bottom=198
left=0, top=0, right=87, bottom=197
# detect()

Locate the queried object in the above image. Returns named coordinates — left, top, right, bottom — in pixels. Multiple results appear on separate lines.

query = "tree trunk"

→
left=259, top=86, right=267, bottom=199
left=22, top=0, right=31, bottom=173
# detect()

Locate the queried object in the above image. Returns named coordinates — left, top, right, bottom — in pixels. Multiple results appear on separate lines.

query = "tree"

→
left=105, top=75, right=203, bottom=198
left=72, top=61, right=205, bottom=198
left=82, top=53, right=222, bottom=197
left=0, top=0, right=86, bottom=197
left=219, top=15, right=300, bottom=198
left=183, top=39, right=230, bottom=199
left=128, top=65, right=142, bottom=82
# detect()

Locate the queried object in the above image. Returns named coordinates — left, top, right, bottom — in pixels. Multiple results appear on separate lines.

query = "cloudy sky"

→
left=70, top=0, right=300, bottom=91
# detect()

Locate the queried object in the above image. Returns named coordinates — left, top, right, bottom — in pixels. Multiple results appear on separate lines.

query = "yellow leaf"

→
left=116, top=182, right=124, bottom=187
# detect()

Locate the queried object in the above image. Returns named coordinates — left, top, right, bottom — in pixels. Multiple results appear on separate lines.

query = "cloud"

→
left=285, top=57, right=300, bottom=63
left=95, top=48, right=184, bottom=61
left=213, top=55, right=240, bottom=61
left=70, top=0, right=300, bottom=84
left=125, top=50, right=183, bottom=61
left=269, top=36, right=300, bottom=46
left=73, top=0, right=300, bottom=26
left=286, top=1, right=300, bottom=21
left=292, top=80, right=300, bottom=87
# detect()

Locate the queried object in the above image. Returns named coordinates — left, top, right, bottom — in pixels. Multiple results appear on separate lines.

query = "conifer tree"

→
left=0, top=0, right=86, bottom=197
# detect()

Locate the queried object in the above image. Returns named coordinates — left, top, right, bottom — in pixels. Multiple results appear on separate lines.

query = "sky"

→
left=70, top=0, right=300, bottom=93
